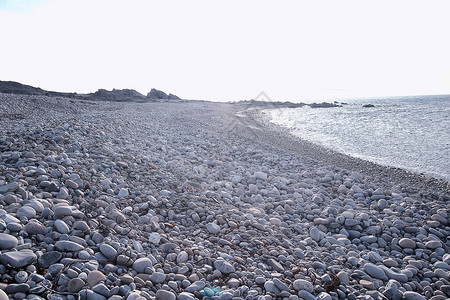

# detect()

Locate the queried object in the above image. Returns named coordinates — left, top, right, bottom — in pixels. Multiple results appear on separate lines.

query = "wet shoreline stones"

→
left=0, top=93, right=449, bottom=299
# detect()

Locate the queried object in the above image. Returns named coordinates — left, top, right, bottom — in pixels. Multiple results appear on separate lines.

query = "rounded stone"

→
left=0, top=289, right=7, bottom=300
left=54, top=219, right=70, bottom=234
left=99, top=243, right=117, bottom=259
left=87, top=270, right=106, bottom=287
left=24, top=220, right=46, bottom=235
left=293, top=279, right=314, bottom=293
left=1, top=250, right=37, bottom=268
left=317, top=292, right=332, bottom=300
left=364, top=263, right=388, bottom=281
left=53, top=205, right=73, bottom=218
left=117, top=254, right=133, bottom=266
left=399, top=238, right=416, bottom=249
left=68, top=278, right=85, bottom=293
left=6, top=222, right=22, bottom=232
left=298, top=290, right=316, bottom=300
left=126, top=292, right=142, bottom=300
left=133, top=257, right=153, bottom=273
left=78, top=289, right=107, bottom=300
left=16, top=206, right=36, bottom=218
left=403, top=291, right=426, bottom=300
left=440, top=285, right=450, bottom=296
left=264, top=280, right=280, bottom=295
left=228, top=278, right=239, bottom=287
left=54, top=241, right=84, bottom=252
left=206, top=223, right=220, bottom=234
left=254, top=171, right=268, bottom=180
left=426, top=240, right=441, bottom=249
left=214, top=259, right=235, bottom=274
left=149, top=232, right=161, bottom=245
left=177, top=251, right=189, bottom=264
left=14, top=271, right=28, bottom=283
left=255, top=276, right=266, bottom=285
left=156, top=289, right=176, bottom=300
left=309, top=227, right=321, bottom=242
left=360, top=279, right=374, bottom=290
left=65, top=179, right=79, bottom=189
left=0, top=232, right=18, bottom=250
left=118, top=188, right=129, bottom=198
left=73, top=220, right=90, bottom=232
left=337, top=271, right=350, bottom=285
left=178, top=292, right=195, bottom=300
left=6, top=283, right=30, bottom=294
left=3, top=194, right=18, bottom=204
left=121, top=274, right=134, bottom=284
left=151, top=272, right=166, bottom=283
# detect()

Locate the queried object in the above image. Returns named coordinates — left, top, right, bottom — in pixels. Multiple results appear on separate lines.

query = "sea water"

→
left=267, top=95, right=450, bottom=181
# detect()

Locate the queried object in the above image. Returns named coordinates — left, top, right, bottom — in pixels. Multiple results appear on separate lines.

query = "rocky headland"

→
left=0, top=81, right=181, bottom=103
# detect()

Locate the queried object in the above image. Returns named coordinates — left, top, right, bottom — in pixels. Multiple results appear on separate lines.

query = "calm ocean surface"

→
left=267, top=95, right=450, bottom=181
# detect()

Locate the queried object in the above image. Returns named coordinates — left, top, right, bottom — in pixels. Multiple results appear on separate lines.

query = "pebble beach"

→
left=0, top=94, right=449, bottom=300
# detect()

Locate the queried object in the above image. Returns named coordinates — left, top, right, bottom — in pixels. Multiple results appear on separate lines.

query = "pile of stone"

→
left=0, top=93, right=448, bottom=300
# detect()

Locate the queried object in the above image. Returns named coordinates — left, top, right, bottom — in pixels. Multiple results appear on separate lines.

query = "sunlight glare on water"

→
left=268, top=95, right=450, bottom=181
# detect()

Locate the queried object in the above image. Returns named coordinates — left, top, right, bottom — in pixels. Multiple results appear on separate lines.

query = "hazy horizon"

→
left=1, top=0, right=450, bottom=102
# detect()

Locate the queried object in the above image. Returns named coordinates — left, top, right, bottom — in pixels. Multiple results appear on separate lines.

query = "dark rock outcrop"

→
left=0, top=80, right=82, bottom=99
left=0, top=81, right=80, bottom=98
left=309, top=102, right=342, bottom=108
left=168, top=93, right=181, bottom=100
left=0, top=80, right=48, bottom=95
left=363, top=104, right=375, bottom=108
left=234, top=99, right=305, bottom=108
left=147, top=88, right=180, bottom=100
left=0, top=81, right=45, bottom=95
left=88, top=89, right=146, bottom=102
left=1, top=80, right=182, bottom=102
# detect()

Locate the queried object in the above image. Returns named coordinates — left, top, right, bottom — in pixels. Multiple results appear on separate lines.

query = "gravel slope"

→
left=0, top=94, right=449, bottom=300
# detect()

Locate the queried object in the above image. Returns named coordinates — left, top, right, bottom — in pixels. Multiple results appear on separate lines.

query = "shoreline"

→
left=0, top=94, right=449, bottom=300
left=238, top=106, right=450, bottom=195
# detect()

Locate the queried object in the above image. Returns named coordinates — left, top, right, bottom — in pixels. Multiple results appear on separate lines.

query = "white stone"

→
left=254, top=171, right=268, bottom=180
left=149, top=232, right=161, bottom=245
left=214, top=259, right=235, bottom=274
left=309, top=227, right=321, bottom=242
left=118, top=188, right=129, bottom=198
left=54, top=219, right=70, bottom=234
left=177, top=251, right=189, bottom=264
left=206, top=222, right=220, bottom=234
left=232, top=175, right=242, bottom=184
left=293, top=279, right=314, bottom=293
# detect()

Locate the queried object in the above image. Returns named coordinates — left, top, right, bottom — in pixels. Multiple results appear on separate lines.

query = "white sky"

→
left=1, top=0, right=450, bottom=102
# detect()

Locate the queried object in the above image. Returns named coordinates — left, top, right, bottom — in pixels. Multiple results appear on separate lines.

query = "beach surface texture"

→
left=0, top=93, right=449, bottom=300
